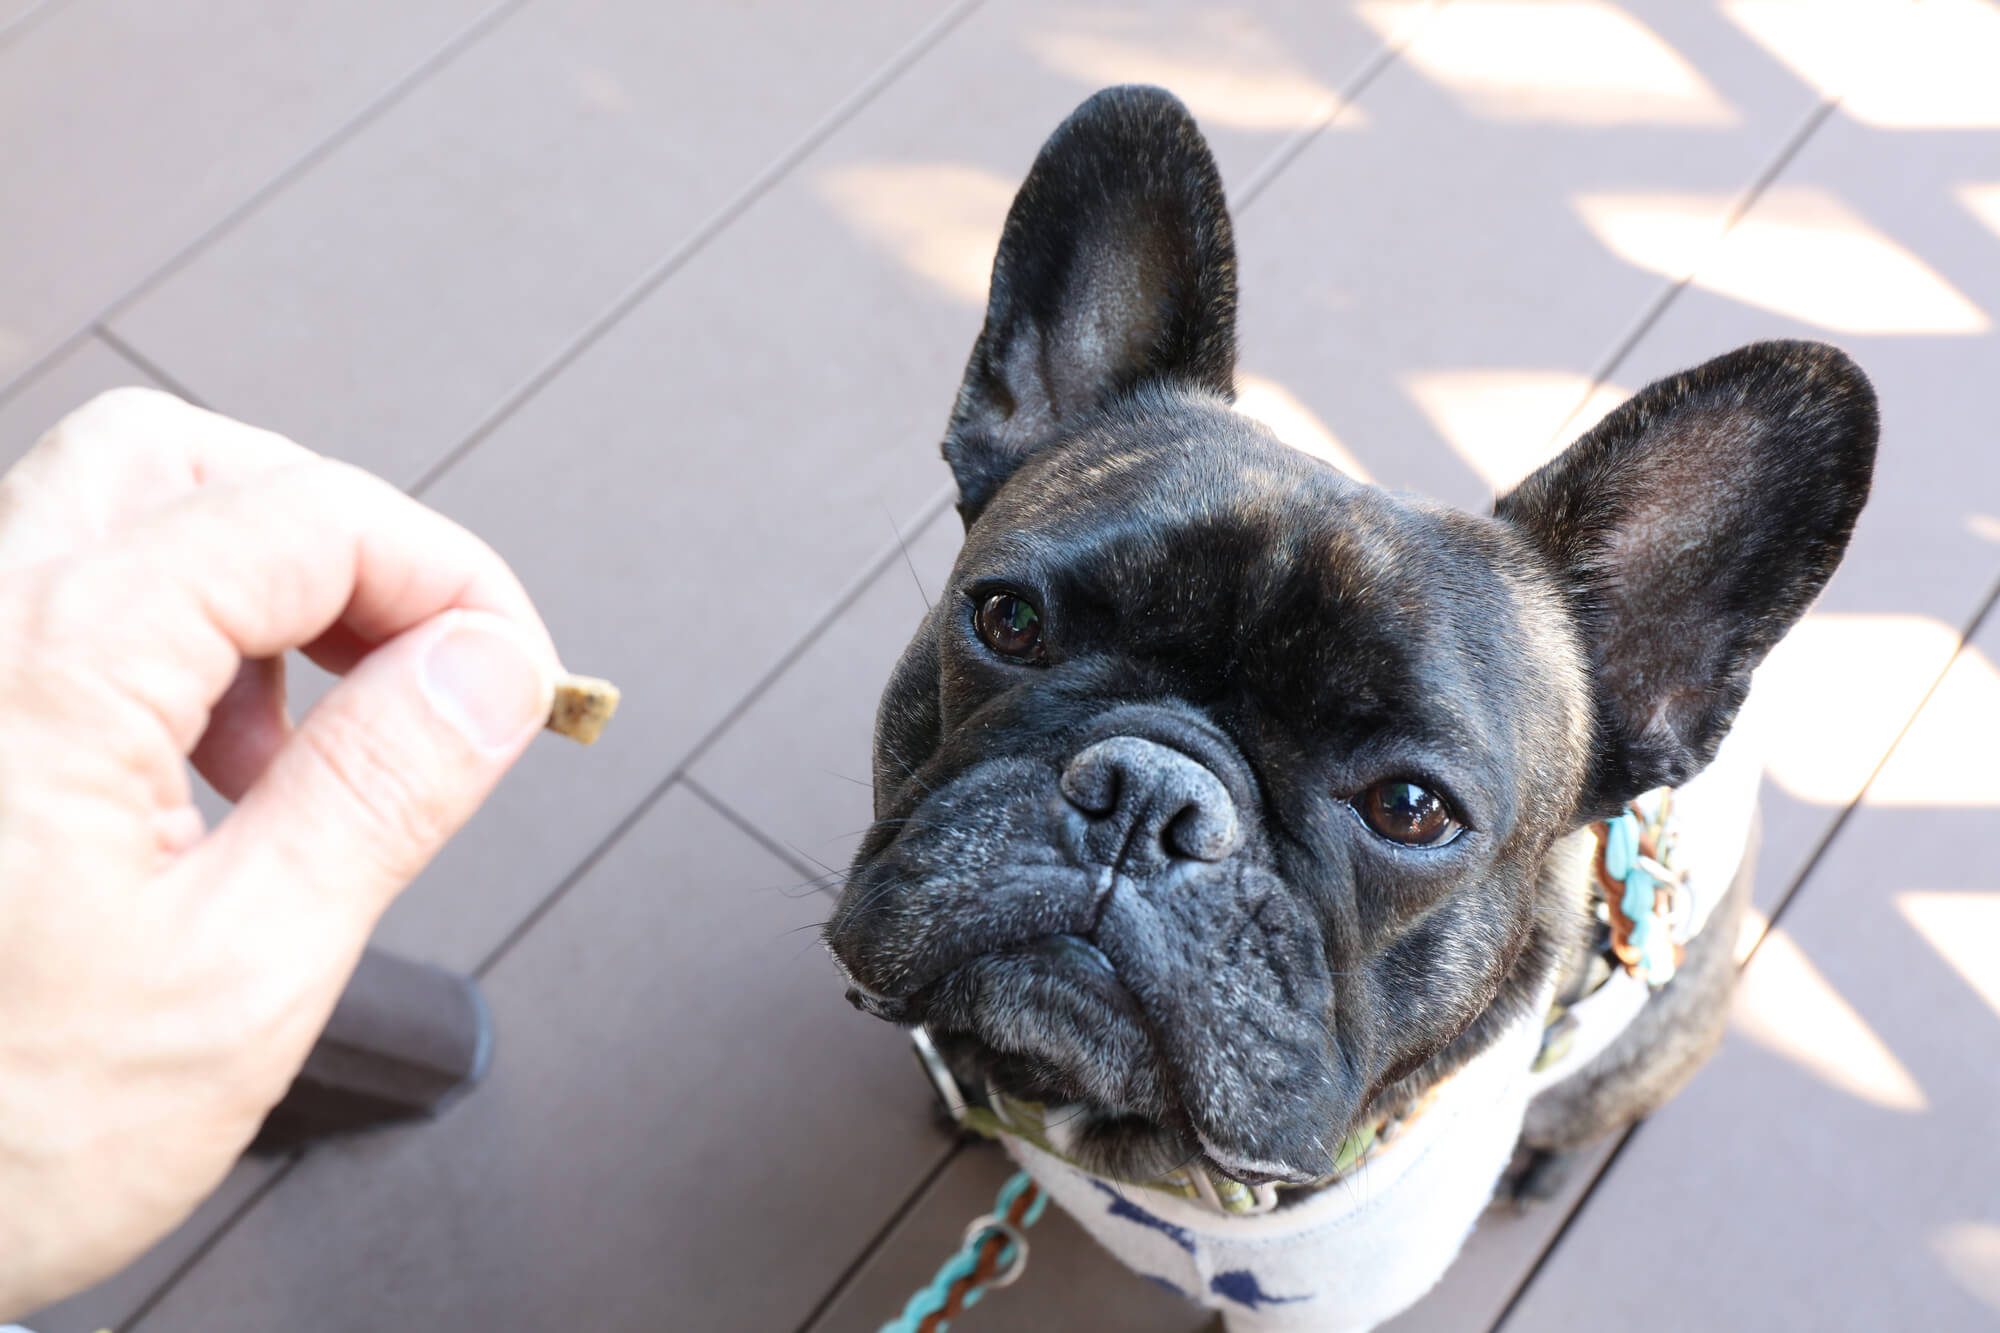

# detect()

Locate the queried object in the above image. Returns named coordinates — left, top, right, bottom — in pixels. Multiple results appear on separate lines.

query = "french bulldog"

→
left=825, top=85, right=1876, bottom=1331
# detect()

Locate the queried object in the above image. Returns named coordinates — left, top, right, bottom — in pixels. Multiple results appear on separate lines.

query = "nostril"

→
left=1167, top=801, right=1239, bottom=862
left=1059, top=754, right=1120, bottom=815
left=1062, top=735, right=1242, bottom=869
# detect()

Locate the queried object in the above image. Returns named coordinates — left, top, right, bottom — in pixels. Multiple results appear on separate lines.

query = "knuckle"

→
left=52, top=386, right=184, bottom=454
left=310, top=457, right=399, bottom=516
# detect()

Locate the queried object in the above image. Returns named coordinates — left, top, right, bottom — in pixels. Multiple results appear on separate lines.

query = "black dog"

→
left=827, top=86, right=1874, bottom=1329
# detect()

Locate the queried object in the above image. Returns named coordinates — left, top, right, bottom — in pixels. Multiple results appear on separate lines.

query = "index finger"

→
left=0, top=388, right=313, bottom=572
left=43, top=456, right=559, bottom=758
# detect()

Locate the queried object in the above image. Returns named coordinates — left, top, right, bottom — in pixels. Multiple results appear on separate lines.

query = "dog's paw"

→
left=1498, top=1146, right=1581, bottom=1211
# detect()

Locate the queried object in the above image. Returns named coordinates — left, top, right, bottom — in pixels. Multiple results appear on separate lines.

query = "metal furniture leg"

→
left=251, top=947, right=494, bottom=1153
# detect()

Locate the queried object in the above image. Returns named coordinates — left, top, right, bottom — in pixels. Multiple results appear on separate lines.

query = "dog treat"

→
left=546, top=672, right=621, bottom=745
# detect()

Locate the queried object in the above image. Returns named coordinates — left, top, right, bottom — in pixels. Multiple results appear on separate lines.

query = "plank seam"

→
left=403, top=0, right=988, bottom=500
left=0, top=0, right=536, bottom=410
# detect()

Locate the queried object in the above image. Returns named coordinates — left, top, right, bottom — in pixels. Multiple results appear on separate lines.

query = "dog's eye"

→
left=974, top=592, right=1045, bottom=661
left=1354, top=781, right=1461, bottom=847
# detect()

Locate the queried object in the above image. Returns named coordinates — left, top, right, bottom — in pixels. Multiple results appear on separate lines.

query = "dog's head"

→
left=826, top=87, right=1876, bottom=1186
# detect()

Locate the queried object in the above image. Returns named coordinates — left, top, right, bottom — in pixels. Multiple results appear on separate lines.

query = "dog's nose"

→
left=1060, top=736, right=1241, bottom=872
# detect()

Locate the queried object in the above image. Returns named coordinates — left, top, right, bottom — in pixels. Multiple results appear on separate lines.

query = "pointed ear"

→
left=944, top=85, right=1237, bottom=522
left=1497, top=341, right=1878, bottom=817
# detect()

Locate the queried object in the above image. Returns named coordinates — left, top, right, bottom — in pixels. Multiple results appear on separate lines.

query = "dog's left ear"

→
left=944, top=85, right=1237, bottom=522
left=1497, top=341, right=1878, bottom=818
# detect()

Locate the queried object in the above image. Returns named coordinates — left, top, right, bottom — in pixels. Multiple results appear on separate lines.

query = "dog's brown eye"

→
left=1355, top=781, right=1461, bottom=847
left=975, top=592, right=1044, bottom=660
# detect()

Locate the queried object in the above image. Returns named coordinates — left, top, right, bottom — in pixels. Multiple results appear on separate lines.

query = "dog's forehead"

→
left=969, top=392, right=1483, bottom=605
left=960, top=392, right=1590, bottom=778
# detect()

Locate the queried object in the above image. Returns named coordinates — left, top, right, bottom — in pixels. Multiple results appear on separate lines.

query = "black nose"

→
left=1060, top=736, right=1241, bottom=872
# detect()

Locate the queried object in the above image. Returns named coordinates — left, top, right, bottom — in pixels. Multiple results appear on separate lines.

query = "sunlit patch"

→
left=1959, top=184, right=2000, bottom=240
left=1576, top=186, right=1991, bottom=334
left=1023, top=12, right=1359, bottom=132
left=1720, top=1, right=1909, bottom=105
left=1863, top=645, right=2000, bottom=807
left=1398, top=369, right=1629, bottom=491
left=1734, top=927, right=1927, bottom=1112
left=1725, top=0, right=2000, bottom=129
left=1359, top=0, right=1736, bottom=125
left=1234, top=373, right=1372, bottom=481
left=815, top=162, right=1014, bottom=307
left=1934, top=1220, right=2000, bottom=1314
left=1899, top=893, right=2000, bottom=1022
left=1755, top=614, right=1962, bottom=806
left=1967, top=514, right=2000, bottom=544
left=1572, top=190, right=1730, bottom=283
left=1736, top=902, right=1770, bottom=965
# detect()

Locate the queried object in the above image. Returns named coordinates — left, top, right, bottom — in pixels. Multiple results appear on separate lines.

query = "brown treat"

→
left=546, top=673, right=621, bottom=745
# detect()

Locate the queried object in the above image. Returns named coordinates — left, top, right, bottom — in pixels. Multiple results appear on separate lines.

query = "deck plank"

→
left=0, top=0, right=499, bottom=391
left=690, top=505, right=961, bottom=882
left=104, top=0, right=955, bottom=489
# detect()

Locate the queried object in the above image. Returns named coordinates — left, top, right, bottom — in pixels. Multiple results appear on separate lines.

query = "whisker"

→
left=779, top=867, right=850, bottom=894
left=834, top=818, right=917, bottom=839
left=787, top=842, right=843, bottom=879
left=882, top=501, right=932, bottom=612
left=832, top=869, right=926, bottom=921
left=1043, top=1104, right=1092, bottom=1131
left=879, top=742, right=934, bottom=796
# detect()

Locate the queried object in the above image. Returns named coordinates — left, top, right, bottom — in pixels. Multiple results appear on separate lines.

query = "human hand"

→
left=0, top=388, right=561, bottom=1315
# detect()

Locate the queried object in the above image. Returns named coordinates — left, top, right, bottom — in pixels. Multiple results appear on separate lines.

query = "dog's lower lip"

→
left=1195, top=1131, right=1316, bottom=1186
left=844, top=986, right=911, bottom=1022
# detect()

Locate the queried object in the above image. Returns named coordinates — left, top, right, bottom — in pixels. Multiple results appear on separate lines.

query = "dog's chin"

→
left=914, top=936, right=1317, bottom=1189
left=932, top=1027, right=1314, bottom=1189
left=918, top=935, right=1167, bottom=1113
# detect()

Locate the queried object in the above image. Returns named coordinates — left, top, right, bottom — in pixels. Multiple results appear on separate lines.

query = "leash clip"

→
left=959, top=1216, right=1031, bottom=1288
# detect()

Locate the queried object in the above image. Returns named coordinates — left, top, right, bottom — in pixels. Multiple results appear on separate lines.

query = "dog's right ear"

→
left=1497, top=341, right=1878, bottom=819
left=944, top=85, right=1237, bottom=523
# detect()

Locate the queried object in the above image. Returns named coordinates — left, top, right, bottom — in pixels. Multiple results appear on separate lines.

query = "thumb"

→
left=194, top=608, right=557, bottom=928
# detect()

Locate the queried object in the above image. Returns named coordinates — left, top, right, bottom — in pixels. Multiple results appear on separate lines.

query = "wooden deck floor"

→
left=6, top=1, right=1999, bottom=1328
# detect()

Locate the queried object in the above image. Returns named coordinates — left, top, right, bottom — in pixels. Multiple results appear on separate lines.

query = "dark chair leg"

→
left=250, top=948, right=494, bottom=1153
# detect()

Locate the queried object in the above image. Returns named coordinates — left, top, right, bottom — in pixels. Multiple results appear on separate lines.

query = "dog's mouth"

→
left=863, top=933, right=1325, bottom=1188
left=914, top=933, right=1168, bottom=1114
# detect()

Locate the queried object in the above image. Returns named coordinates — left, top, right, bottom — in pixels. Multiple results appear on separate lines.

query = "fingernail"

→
left=420, top=611, right=553, bottom=752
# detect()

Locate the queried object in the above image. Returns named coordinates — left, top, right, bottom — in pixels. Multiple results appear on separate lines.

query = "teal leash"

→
left=880, top=1171, right=1049, bottom=1333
